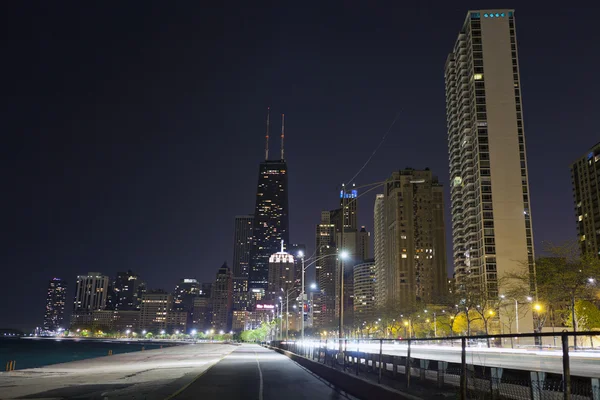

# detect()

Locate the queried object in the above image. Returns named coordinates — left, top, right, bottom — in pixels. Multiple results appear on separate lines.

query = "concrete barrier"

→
left=265, top=345, right=422, bottom=400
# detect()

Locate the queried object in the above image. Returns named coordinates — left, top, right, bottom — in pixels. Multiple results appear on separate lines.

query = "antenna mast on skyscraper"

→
left=281, top=113, right=285, bottom=160
left=265, top=107, right=270, bottom=160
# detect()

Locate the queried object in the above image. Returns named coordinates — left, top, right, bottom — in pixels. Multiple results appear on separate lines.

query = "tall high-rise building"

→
left=113, top=270, right=141, bottom=311
left=43, top=278, right=67, bottom=331
left=334, top=225, right=370, bottom=325
left=72, top=272, right=109, bottom=316
left=382, top=169, right=447, bottom=308
left=445, top=10, right=535, bottom=319
left=374, top=194, right=387, bottom=308
left=173, top=278, right=200, bottom=312
left=248, top=111, right=290, bottom=291
left=314, top=212, right=336, bottom=328
left=233, top=215, right=254, bottom=278
left=232, top=276, right=248, bottom=311
left=353, top=260, right=376, bottom=321
left=341, top=187, right=358, bottom=230
left=267, top=242, right=295, bottom=299
left=289, top=243, right=306, bottom=290
left=212, top=263, right=233, bottom=331
left=571, top=142, right=600, bottom=257
left=140, top=290, right=171, bottom=333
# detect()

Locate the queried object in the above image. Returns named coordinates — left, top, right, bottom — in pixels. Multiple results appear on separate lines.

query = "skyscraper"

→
left=249, top=111, right=290, bottom=292
left=381, top=169, right=447, bottom=308
left=374, top=194, right=387, bottom=308
left=445, top=10, right=535, bottom=311
left=353, top=260, right=376, bottom=321
left=212, top=263, right=233, bottom=331
left=113, top=270, right=141, bottom=311
left=233, top=215, right=254, bottom=278
left=173, top=278, right=200, bottom=312
left=71, top=272, right=109, bottom=327
left=267, top=242, right=295, bottom=299
left=140, top=290, right=171, bottom=333
left=43, top=278, right=67, bottom=332
left=571, top=143, right=600, bottom=257
left=314, top=212, right=336, bottom=328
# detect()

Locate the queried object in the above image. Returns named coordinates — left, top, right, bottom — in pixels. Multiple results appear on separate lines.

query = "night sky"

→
left=2, top=2, right=598, bottom=331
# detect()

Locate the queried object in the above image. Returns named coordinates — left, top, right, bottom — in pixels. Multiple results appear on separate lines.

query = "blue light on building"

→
left=340, top=190, right=358, bottom=199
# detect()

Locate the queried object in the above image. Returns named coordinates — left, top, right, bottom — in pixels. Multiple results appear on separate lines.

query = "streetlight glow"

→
left=125, top=329, right=131, bottom=334
left=310, top=283, right=317, bottom=290
left=340, top=250, right=349, bottom=260
left=142, top=330, right=147, bottom=335
left=191, top=329, right=197, bottom=335
left=298, top=250, right=304, bottom=257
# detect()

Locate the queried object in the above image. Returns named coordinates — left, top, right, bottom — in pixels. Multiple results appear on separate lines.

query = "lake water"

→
left=0, top=338, right=170, bottom=370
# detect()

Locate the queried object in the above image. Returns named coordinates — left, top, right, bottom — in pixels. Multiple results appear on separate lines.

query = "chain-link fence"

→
left=270, top=331, right=600, bottom=400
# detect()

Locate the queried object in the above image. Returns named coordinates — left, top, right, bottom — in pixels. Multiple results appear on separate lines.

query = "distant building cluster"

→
left=41, top=9, right=600, bottom=338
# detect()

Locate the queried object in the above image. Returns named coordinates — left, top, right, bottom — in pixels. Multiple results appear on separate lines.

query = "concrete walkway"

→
left=0, top=343, right=236, bottom=399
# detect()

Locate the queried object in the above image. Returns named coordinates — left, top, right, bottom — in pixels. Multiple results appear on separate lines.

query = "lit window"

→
left=402, top=254, right=408, bottom=259
left=401, top=235, right=407, bottom=240
left=474, top=74, right=483, bottom=80
left=579, top=215, right=583, bottom=221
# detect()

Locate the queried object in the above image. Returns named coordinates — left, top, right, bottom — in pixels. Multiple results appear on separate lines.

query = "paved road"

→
left=0, top=343, right=235, bottom=399
left=174, top=344, right=355, bottom=400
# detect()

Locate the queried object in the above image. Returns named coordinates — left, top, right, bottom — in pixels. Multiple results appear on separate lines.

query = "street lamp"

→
left=191, top=329, right=197, bottom=336
left=298, top=252, right=342, bottom=342
left=142, top=330, right=147, bottom=335
left=338, top=249, right=350, bottom=342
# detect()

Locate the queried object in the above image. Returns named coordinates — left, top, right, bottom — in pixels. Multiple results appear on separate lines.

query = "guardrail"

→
left=271, top=331, right=600, bottom=400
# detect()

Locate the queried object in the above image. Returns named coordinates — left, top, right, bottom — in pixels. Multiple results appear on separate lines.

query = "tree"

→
left=533, top=242, right=600, bottom=332
left=565, top=300, right=600, bottom=331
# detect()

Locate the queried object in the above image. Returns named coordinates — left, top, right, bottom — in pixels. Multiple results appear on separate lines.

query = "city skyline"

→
left=3, top=3, right=599, bottom=330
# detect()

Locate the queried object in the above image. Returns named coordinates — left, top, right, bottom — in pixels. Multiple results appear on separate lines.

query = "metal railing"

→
left=270, top=331, right=600, bottom=400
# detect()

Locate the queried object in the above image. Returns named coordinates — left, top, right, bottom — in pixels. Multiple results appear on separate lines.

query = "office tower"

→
left=192, top=294, right=212, bottom=331
left=139, top=290, right=171, bottom=333
left=72, top=272, right=109, bottom=326
left=201, top=283, right=212, bottom=298
left=314, top=212, right=336, bottom=328
left=212, top=263, right=233, bottom=331
left=382, top=169, right=447, bottom=308
left=267, top=242, right=295, bottom=299
left=445, top=10, right=535, bottom=317
left=353, top=260, right=376, bottom=321
left=571, top=142, right=600, bottom=257
left=374, top=194, right=387, bottom=308
left=334, top=225, right=370, bottom=324
left=113, top=270, right=141, bottom=311
left=289, top=243, right=306, bottom=290
left=233, top=215, right=254, bottom=278
left=173, top=278, right=200, bottom=312
left=232, top=276, right=249, bottom=311
left=341, top=186, right=358, bottom=230
left=249, top=111, right=290, bottom=291
left=43, top=278, right=67, bottom=332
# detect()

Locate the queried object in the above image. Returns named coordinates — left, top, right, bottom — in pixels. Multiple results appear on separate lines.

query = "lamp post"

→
left=298, top=252, right=341, bottom=342
left=299, top=251, right=305, bottom=341
left=278, top=297, right=284, bottom=340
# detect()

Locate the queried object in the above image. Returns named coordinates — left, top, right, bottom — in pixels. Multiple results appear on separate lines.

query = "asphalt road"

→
left=174, top=344, right=355, bottom=400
